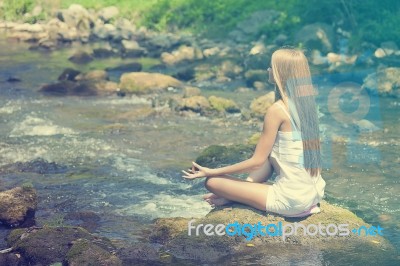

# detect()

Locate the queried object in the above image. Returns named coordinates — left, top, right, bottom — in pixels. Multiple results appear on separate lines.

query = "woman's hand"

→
left=182, top=162, right=212, bottom=179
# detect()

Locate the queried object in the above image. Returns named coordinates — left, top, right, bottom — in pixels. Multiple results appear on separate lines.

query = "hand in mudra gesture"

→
left=182, top=162, right=212, bottom=179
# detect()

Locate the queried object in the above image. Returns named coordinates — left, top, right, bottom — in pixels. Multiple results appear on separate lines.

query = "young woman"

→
left=182, top=48, right=326, bottom=217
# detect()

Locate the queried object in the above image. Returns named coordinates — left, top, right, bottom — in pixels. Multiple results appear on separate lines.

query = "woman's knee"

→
left=204, top=176, right=220, bottom=190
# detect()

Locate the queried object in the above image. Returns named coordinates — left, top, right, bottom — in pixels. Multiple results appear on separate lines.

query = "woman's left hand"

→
left=182, top=162, right=212, bottom=179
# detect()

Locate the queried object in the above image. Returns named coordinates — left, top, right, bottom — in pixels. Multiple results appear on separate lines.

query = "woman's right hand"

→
left=182, top=162, right=212, bottom=179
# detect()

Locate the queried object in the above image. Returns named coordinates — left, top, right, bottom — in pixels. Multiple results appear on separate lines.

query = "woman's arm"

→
left=183, top=104, right=282, bottom=179
left=209, top=104, right=282, bottom=176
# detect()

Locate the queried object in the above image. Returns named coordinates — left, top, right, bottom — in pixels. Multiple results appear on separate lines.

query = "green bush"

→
left=1, top=0, right=35, bottom=20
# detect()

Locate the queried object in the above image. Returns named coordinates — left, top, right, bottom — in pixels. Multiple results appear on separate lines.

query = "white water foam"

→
left=0, top=142, right=48, bottom=166
left=0, top=135, right=115, bottom=166
left=0, top=101, right=22, bottom=114
left=93, top=95, right=152, bottom=106
left=114, top=193, right=211, bottom=219
left=9, top=115, right=76, bottom=137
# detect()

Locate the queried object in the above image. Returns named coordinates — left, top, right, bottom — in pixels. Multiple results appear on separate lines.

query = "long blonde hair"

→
left=271, top=49, right=321, bottom=177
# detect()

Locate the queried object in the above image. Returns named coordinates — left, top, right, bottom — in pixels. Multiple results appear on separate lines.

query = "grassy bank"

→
left=1, top=0, right=399, bottom=49
left=0, top=0, right=158, bottom=22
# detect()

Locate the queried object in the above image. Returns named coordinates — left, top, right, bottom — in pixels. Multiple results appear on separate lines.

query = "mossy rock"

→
left=196, top=144, right=255, bottom=168
left=0, top=186, right=38, bottom=227
left=244, top=69, right=268, bottom=87
left=149, top=217, right=191, bottom=245
left=66, top=238, right=122, bottom=266
left=175, top=95, right=211, bottom=113
left=119, top=72, right=183, bottom=94
left=250, top=91, right=275, bottom=117
left=208, top=95, right=240, bottom=113
left=150, top=201, right=396, bottom=263
left=6, top=226, right=117, bottom=265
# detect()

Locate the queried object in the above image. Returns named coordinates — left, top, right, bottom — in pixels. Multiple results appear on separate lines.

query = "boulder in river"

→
left=40, top=80, right=95, bottom=96
left=66, top=238, right=122, bottom=266
left=6, top=226, right=119, bottom=265
left=6, top=76, right=21, bottom=83
left=0, top=186, right=38, bottom=227
left=362, top=67, right=400, bottom=98
left=68, top=50, right=94, bottom=64
left=161, top=45, right=203, bottom=65
left=353, top=119, right=380, bottom=133
left=208, top=95, right=240, bottom=113
left=121, top=40, right=146, bottom=58
left=250, top=91, right=275, bottom=117
left=74, top=70, right=109, bottom=81
left=106, top=62, right=142, bottom=72
left=176, top=95, right=210, bottom=113
left=119, top=72, right=183, bottom=94
left=148, top=201, right=395, bottom=264
left=182, top=86, right=201, bottom=98
left=58, top=68, right=81, bottom=81
left=144, top=143, right=397, bottom=264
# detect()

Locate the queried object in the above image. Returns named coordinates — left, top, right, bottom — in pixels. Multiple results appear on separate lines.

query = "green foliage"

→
left=1, top=0, right=399, bottom=48
left=144, top=0, right=400, bottom=47
left=1, top=0, right=35, bottom=20
left=294, top=0, right=400, bottom=48
left=143, top=0, right=299, bottom=37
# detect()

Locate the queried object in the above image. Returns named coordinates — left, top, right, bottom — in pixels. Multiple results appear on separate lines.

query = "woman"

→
left=182, top=48, right=326, bottom=217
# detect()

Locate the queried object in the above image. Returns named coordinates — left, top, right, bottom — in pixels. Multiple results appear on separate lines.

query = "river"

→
left=0, top=35, right=399, bottom=264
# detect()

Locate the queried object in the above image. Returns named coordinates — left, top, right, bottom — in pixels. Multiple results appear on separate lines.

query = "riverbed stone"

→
left=106, top=62, right=142, bottom=72
left=176, top=95, right=210, bottom=113
left=93, top=23, right=117, bottom=40
left=13, top=23, right=45, bottom=33
left=66, top=238, right=122, bottom=266
left=353, top=119, right=380, bottom=133
left=6, top=226, right=118, bottom=266
left=250, top=91, right=275, bottom=117
left=98, top=6, right=120, bottom=23
left=149, top=201, right=394, bottom=263
left=161, top=45, right=203, bottom=65
left=208, top=95, right=240, bottom=113
left=0, top=252, right=23, bottom=266
left=68, top=50, right=94, bottom=64
left=0, top=186, right=38, bottom=227
left=119, top=72, right=183, bottom=94
left=75, top=70, right=109, bottom=81
left=121, top=40, right=146, bottom=57
left=40, top=81, right=94, bottom=96
left=56, top=4, right=93, bottom=32
left=182, top=86, right=201, bottom=98
left=58, top=68, right=81, bottom=81
left=362, top=67, right=400, bottom=97
left=117, top=244, right=161, bottom=265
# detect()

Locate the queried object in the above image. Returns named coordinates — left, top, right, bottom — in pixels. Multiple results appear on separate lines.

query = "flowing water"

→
left=0, top=35, right=399, bottom=263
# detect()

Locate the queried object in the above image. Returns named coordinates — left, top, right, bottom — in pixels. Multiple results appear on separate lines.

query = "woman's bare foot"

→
left=203, top=193, right=232, bottom=206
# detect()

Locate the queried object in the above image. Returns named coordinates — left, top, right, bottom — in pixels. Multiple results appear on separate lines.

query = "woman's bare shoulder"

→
left=263, top=100, right=286, bottom=123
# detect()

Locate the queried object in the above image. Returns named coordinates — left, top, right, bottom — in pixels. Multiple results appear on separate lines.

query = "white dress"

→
left=266, top=102, right=326, bottom=217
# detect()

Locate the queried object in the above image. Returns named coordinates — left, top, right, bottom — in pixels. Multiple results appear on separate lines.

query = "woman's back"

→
left=266, top=101, right=326, bottom=217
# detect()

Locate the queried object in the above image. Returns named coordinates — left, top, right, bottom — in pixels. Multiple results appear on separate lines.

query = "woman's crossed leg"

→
left=203, top=158, right=274, bottom=210
left=204, top=175, right=270, bottom=211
